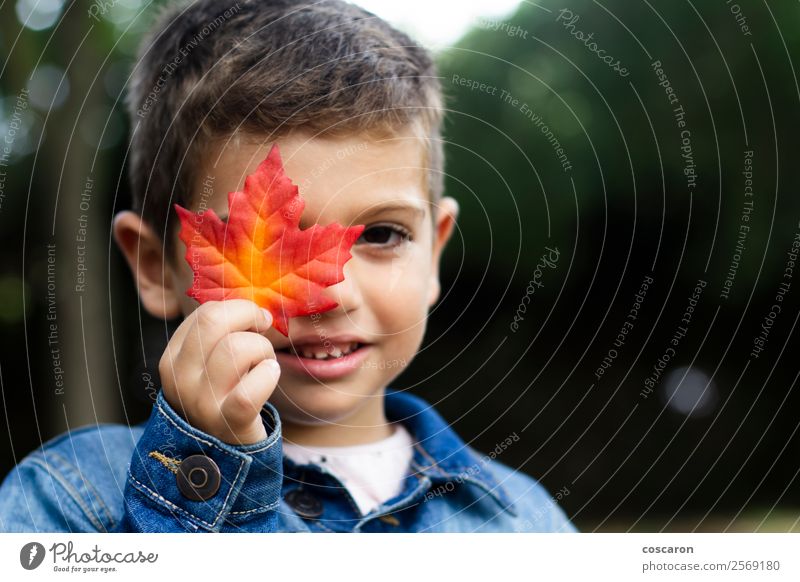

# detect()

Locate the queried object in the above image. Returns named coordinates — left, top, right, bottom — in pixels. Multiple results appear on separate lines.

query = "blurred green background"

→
left=1, top=0, right=799, bottom=531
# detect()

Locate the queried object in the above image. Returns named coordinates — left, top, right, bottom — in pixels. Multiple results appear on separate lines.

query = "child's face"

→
left=157, top=129, right=457, bottom=427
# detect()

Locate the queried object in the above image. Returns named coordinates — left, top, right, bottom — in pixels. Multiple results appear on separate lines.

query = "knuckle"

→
left=216, top=333, right=236, bottom=356
left=226, top=332, right=273, bottom=360
left=224, top=392, right=252, bottom=422
left=158, top=351, right=176, bottom=386
left=251, top=334, right=275, bottom=359
left=227, top=332, right=252, bottom=353
left=196, top=301, right=224, bottom=326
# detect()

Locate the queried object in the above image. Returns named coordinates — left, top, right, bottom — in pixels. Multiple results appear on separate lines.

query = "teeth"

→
left=292, top=342, right=361, bottom=359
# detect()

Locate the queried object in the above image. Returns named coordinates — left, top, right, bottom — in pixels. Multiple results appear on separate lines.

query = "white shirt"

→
left=282, top=423, right=414, bottom=516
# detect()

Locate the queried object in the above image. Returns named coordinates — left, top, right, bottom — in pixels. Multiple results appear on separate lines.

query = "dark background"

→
left=1, top=0, right=798, bottom=531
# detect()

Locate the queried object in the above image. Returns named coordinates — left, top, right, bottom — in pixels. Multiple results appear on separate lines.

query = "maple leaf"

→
left=174, top=143, right=365, bottom=336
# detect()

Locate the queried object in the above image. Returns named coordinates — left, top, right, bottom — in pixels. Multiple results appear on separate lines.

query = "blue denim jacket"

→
left=0, top=389, right=577, bottom=533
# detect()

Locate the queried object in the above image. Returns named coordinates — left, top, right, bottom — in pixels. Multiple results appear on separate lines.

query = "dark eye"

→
left=357, top=224, right=411, bottom=248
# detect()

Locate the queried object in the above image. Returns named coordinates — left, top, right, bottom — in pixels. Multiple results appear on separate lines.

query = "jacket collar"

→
left=385, top=388, right=517, bottom=517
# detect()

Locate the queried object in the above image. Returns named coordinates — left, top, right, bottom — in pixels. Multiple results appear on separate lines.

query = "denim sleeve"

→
left=114, top=390, right=284, bottom=532
left=0, top=438, right=120, bottom=533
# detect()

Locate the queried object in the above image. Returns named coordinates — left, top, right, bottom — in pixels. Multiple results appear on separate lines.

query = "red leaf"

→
left=175, top=144, right=365, bottom=336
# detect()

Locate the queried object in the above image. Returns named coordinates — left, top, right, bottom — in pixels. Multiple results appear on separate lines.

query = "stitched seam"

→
left=128, top=454, right=245, bottom=529
left=239, top=409, right=281, bottom=454
left=148, top=451, right=181, bottom=474
left=316, top=469, right=363, bottom=518
left=229, top=500, right=280, bottom=515
left=337, top=481, right=364, bottom=518
left=357, top=471, right=426, bottom=531
left=47, top=451, right=117, bottom=531
left=412, top=453, right=515, bottom=515
left=156, top=402, right=238, bottom=459
left=237, top=436, right=279, bottom=455
left=464, top=451, right=518, bottom=514
left=150, top=407, right=275, bottom=515
left=28, top=458, right=105, bottom=532
left=413, top=443, right=448, bottom=476
left=127, top=472, right=216, bottom=529
left=409, top=459, right=434, bottom=477
left=40, top=453, right=112, bottom=531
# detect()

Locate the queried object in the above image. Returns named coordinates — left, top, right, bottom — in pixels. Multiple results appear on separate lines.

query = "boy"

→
left=0, top=0, right=576, bottom=532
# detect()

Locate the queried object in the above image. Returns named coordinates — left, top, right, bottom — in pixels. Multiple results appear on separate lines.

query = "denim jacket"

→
left=0, top=389, right=577, bottom=533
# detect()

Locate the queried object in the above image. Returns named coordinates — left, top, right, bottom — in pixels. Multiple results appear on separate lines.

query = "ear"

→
left=428, top=196, right=459, bottom=307
left=113, top=211, right=182, bottom=319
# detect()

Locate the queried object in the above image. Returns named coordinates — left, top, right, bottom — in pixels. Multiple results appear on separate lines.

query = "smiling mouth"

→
left=276, top=342, right=367, bottom=360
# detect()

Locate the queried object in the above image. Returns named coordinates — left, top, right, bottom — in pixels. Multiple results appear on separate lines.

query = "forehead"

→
left=194, top=130, right=429, bottom=225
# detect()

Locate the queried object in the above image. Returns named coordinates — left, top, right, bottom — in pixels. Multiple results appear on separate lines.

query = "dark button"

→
left=285, top=488, right=324, bottom=518
left=176, top=455, right=221, bottom=501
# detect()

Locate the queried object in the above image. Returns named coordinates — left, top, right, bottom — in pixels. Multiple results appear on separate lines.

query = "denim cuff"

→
left=127, top=390, right=283, bottom=531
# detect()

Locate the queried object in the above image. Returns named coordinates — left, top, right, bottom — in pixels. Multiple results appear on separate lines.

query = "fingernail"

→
left=266, top=359, right=280, bottom=374
left=261, top=309, right=273, bottom=326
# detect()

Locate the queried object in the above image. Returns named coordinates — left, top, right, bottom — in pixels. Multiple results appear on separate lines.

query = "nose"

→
left=322, top=263, right=363, bottom=316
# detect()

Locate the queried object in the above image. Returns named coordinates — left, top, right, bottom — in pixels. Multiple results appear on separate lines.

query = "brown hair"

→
left=125, top=0, right=445, bottom=261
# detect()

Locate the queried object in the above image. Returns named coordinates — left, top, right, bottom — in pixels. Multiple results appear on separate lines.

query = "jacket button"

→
left=176, top=455, right=221, bottom=501
left=285, top=489, right=323, bottom=518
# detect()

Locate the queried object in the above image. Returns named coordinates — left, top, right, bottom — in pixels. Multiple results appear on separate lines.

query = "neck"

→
left=281, top=393, right=395, bottom=447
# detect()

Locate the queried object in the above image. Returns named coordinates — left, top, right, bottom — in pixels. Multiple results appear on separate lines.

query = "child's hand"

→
left=158, top=300, right=280, bottom=445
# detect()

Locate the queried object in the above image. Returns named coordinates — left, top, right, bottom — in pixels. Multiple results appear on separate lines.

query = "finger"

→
left=177, top=300, right=272, bottom=365
left=220, top=358, right=281, bottom=428
left=204, top=332, right=276, bottom=396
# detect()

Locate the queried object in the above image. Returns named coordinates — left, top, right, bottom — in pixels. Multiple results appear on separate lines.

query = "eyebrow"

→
left=218, top=201, right=427, bottom=223
left=354, top=201, right=427, bottom=222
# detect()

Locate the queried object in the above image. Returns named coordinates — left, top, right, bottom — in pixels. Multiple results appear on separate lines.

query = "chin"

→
left=269, top=379, right=376, bottom=426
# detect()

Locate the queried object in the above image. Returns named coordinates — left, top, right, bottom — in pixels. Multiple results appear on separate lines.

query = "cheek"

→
left=360, top=245, right=432, bottom=331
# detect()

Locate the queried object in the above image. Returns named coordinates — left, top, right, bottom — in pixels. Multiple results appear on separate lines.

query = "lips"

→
left=286, top=341, right=362, bottom=360
left=274, top=335, right=372, bottom=380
